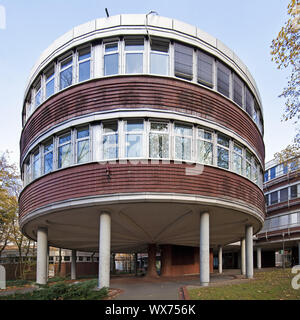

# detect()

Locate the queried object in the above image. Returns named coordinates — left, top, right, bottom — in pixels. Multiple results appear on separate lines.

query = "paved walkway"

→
left=110, top=269, right=246, bottom=300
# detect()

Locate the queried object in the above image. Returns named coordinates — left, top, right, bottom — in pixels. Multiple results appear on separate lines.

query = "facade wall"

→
left=19, top=161, right=265, bottom=220
left=20, top=76, right=264, bottom=164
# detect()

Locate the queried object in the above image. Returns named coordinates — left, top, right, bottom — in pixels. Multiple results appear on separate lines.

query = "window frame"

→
left=174, top=122, right=193, bottom=162
left=59, top=53, right=74, bottom=90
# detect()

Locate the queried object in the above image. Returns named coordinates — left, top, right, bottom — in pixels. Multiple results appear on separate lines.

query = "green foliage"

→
left=0, top=279, right=108, bottom=300
left=270, top=0, right=299, bottom=123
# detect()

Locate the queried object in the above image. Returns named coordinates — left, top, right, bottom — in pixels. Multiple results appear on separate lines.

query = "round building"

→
left=19, top=14, right=265, bottom=287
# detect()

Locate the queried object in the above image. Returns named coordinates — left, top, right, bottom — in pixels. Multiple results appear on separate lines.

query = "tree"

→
left=0, top=152, right=19, bottom=258
left=271, top=0, right=300, bottom=162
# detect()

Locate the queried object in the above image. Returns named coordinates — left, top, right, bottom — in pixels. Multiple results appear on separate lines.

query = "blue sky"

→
left=0, top=0, right=296, bottom=168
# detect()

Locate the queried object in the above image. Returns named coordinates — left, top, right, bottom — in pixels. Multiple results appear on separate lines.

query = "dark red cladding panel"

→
left=20, top=76, right=265, bottom=164
left=19, top=162, right=265, bottom=220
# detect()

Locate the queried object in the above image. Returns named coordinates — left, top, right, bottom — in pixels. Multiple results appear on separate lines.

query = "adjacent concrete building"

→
left=19, top=14, right=265, bottom=287
left=256, top=157, right=300, bottom=267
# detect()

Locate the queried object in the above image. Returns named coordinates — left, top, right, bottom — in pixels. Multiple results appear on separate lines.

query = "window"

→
left=245, top=87, right=254, bottom=118
left=174, top=42, right=193, bottom=80
left=197, top=51, right=213, bottom=87
left=174, top=124, right=193, bottom=161
left=269, top=166, right=276, bottom=180
left=34, top=81, right=42, bottom=108
left=32, top=149, right=41, bottom=179
left=149, top=122, right=169, bottom=159
left=197, top=128, right=213, bottom=165
left=280, top=188, right=288, bottom=202
left=270, top=191, right=278, bottom=205
left=58, top=132, right=72, bottom=168
left=217, top=134, right=230, bottom=169
left=78, top=47, right=91, bottom=82
left=252, top=161, right=258, bottom=183
left=279, top=215, right=289, bottom=227
left=150, top=38, right=169, bottom=75
left=64, top=256, right=70, bottom=262
left=265, top=194, right=269, bottom=206
left=125, top=38, right=144, bottom=74
left=245, top=150, right=252, bottom=179
left=45, top=66, right=55, bottom=99
left=125, top=120, right=144, bottom=158
left=290, top=213, right=298, bottom=225
left=233, top=143, right=243, bottom=175
left=290, top=185, right=298, bottom=199
left=233, top=74, right=243, bottom=107
left=24, top=157, right=31, bottom=185
left=104, top=42, right=119, bottom=76
left=217, top=62, right=230, bottom=98
left=59, top=55, right=73, bottom=90
left=76, top=127, right=90, bottom=163
left=43, top=140, right=53, bottom=174
left=264, top=170, right=269, bottom=182
left=103, top=122, right=118, bottom=159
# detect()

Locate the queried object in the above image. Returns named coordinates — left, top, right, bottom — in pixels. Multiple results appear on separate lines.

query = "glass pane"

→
left=58, top=143, right=71, bottom=168
left=233, top=153, right=242, bottom=174
left=198, top=51, right=213, bottom=86
left=126, top=120, right=144, bottom=132
left=245, top=88, right=254, bottom=117
left=233, top=75, right=243, bottom=107
left=60, top=66, right=73, bottom=89
left=246, top=162, right=252, bottom=179
left=33, top=152, right=40, bottom=179
left=35, top=90, right=41, bottom=107
left=104, top=53, right=119, bottom=75
left=198, top=129, right=212, bottom=140
left=79, top=60, right=90, bottom=82
left=149, top=133, right=169, bottom=158
left=280, top=188, right=288, bottom=202
left=175, top=124, right=192, bottom=136
left=46, top=79, right=55, bottom=98
left=150, top=39, right=169, bottom=53
left=174, top=43, right=193, bottom=79
left=197, top=140, right=213, bottom=165
left=77, top=140, right=89, bottom=163
left=126, top=134, right=142, bottom=157
left=77, top=127, right=89, bottom=139
left=61, top=57, right=72, bottom=69
left=126, top=53, right=143, bottom=73
left=103, top=134, right=118, bottom=159
left=103, top=122, right=118, bottom=133
left=105, top=43, right=118, bottom=52
left=175, top=136, right=191, bottom=160
left=44, top=152, right=53, bottom=174
left=234, top=144, right=242, bottom=154
left=217, top=147, right=229, bottom=169
left=78, top=48, right=91, bottom=61
left=46, top=68, right=54, bottom=81
left=125, top=39, right=144, bottom=51
left=217, top=135, right=229, bottom=148
left=217, top=63, right=230, bottom=97
left=59, top=133, right=71, bottom=145
left=150, top=53, right=168, bottom=75
left=44, top=141, right=53, bottom=153
left=150, top=122, right=168, bottom=132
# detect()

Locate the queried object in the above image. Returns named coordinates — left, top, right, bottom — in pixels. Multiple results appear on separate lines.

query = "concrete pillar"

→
left=298, top=241, right=300, bottom=265
left=200, top=212, right=210, bottom=286
left=218, top=245, right=223, bottom=274
left=146, top=244, right=158, bottom=277
left=71, top=249, right=77, bottom=280
left=245, top=225, right=254, bottom=279
left=36, top=227, right=48, bottom=285
left=98, top=212, right=111, bottom=289
left=241, top=238, right=246, bottom=275
left=257, top=247, right=262, bottom=269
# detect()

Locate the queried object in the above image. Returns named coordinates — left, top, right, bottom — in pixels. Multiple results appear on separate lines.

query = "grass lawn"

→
left=0, top=278, right=108, bottom=300
left=188, top=268, right=300, bottom=300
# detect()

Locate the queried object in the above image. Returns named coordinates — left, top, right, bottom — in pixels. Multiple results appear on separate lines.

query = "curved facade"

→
left=19, top=14, right=265, bottom=286
left=256, top=157, right=300, bottom=266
